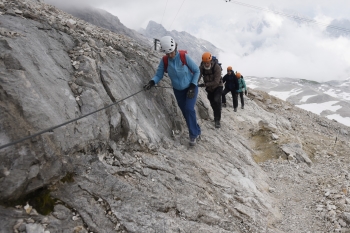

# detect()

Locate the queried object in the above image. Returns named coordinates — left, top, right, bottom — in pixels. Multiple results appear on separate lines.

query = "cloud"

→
left=215, top=12, right=350, bottom=81
left=44, top=0, right=350, bottom=81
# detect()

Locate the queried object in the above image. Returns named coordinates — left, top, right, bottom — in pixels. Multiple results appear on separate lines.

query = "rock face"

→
left=45, top=2, right=221, bottom=66
left=47, top=3, right=153, bottom=48
left=1, top=1, right=350, bottom=233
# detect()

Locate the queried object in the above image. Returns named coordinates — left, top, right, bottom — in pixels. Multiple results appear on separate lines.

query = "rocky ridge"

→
left=0, top=0, right=350, bottom=233
left=246, top=89, right=350, bottom=232
left=47, top=3, right=153, bottom=48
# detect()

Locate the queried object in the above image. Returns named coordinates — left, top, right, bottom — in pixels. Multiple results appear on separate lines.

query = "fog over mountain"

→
left=326, top=19, right=350, bottom=38
left=49, top=3, right=221, bottom=65
left=47, top=3, right=152, bottom=47
left=44, top=0, right=350, bottom=82
left=46, top=2, right=350, bottom=127
left=142, top=21, right=221, bottom=65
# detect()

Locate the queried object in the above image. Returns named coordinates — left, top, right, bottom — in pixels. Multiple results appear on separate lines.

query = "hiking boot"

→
left=189, top=135, right=200, bottom=146
left=222, top=103, right=226, bottom=108
left=241, top=106, right=244, bottom=109
left=234, top=108, right=237, bottom=112
left=215, top=120, right=221, bottom=128
left=189, top=137, right=196, bottom=146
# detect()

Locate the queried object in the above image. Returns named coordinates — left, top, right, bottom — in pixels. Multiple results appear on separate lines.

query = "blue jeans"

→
left=173, top=86, right=201, bottom=139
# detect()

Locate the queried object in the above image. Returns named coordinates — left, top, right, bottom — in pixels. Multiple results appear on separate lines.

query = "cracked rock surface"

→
left=0, top=0, right=350, bottom=232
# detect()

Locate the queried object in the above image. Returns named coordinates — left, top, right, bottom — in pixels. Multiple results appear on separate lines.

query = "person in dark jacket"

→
left=198, top=52, right=223, bottom=128
left=236, top=72, right=247, bottom=109
left=222, top=66, right=239, bottom=111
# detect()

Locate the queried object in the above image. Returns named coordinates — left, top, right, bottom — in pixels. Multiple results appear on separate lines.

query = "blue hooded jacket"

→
left=152, top=51, right=200, bottom=91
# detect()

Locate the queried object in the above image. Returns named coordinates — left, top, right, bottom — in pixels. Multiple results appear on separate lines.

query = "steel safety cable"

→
left=160, top=0, right=169, bottom=27
left=169, top=0, right=187, bottom=29
left=0, top=89, right=144, bottom=150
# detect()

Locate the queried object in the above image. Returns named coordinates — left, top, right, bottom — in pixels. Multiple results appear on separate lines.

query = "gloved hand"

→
left=143, top=80, right=155, bottom=91
left=187, top=83, right=196, bottom=99
left=198, top=83, right=206, bottom=87
left=245, top=90, right=247, bottom=96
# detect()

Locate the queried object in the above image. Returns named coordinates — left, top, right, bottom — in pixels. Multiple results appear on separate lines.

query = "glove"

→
left=245, top=90, right=247, bottom=96
left=143, top=80, right=155, bottom=91
left=187, top=83, right=196, bottom=99
left=198, top=83, right=206, bottom=87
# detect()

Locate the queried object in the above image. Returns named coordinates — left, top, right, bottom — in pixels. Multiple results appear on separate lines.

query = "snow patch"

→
left=269, top=88, right=303, bottom=101
left=296, top=101, right=341, bottom=115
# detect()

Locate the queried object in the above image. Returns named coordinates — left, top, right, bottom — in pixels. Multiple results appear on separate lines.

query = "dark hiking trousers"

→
left=222, top=88, right=238, bottom=109
left=237, top=92, right=244, bottom=107
left=207, top=86, right=223, bottom=121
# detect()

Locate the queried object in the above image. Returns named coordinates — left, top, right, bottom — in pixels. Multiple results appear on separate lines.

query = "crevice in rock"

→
left=77, top=184, right=126, bottom=232
left=98, top=66, right=116, bottom=103
left=0, top=187, right=57, bottom=215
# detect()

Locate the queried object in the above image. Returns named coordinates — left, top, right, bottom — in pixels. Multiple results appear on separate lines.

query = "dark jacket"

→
left=198, top=61, right=223, bottom=92
left=222, top=73, right=239, bottom=91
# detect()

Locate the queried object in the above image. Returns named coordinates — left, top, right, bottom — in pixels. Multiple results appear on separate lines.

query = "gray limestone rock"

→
left=1, top=1, right=350, bottom=233
left=281, top=143, right=313, bottom=166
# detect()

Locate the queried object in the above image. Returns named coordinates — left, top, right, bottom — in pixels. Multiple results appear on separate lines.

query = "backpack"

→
left=201, top=56, right=221, bottom=75
left=162, top=50, right=192, bottom=73
left=212, top=56, right=223, bottom=71
left=239, top=76, right=245, bottom=91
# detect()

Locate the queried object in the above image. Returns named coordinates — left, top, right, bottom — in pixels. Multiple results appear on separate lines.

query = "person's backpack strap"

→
left=179, top=50, right=193, bottom=73
left=211, top=62, right=217, bottom=74
left=178, top=50, right=187, bottom=65
left=162, top=50, right=192, bottom=73
left=162, top=55, right=168, bottom=73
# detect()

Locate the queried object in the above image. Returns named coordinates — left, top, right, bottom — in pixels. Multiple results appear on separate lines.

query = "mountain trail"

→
left=231, top=89, right=350, bottom=233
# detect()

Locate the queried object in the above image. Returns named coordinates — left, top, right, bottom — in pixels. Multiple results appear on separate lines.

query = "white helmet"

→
left=159, top=36, right=176, bottom=53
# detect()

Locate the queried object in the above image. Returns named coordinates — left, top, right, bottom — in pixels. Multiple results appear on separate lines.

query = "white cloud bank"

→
left=44, top=0, right=350, bottom=82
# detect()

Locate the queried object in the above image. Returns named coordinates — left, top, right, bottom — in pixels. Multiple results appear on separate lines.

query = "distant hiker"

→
left=222, top=66, right=239, bottom=111
left=143, top=36, right=201, bottom=146
left=198, top=52, right=223, bottom=128
left=236, top=72, right=247, bottom=109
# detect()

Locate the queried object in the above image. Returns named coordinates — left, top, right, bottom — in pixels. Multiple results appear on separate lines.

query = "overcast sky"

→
left=45, top=0, right=350, bottom=82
